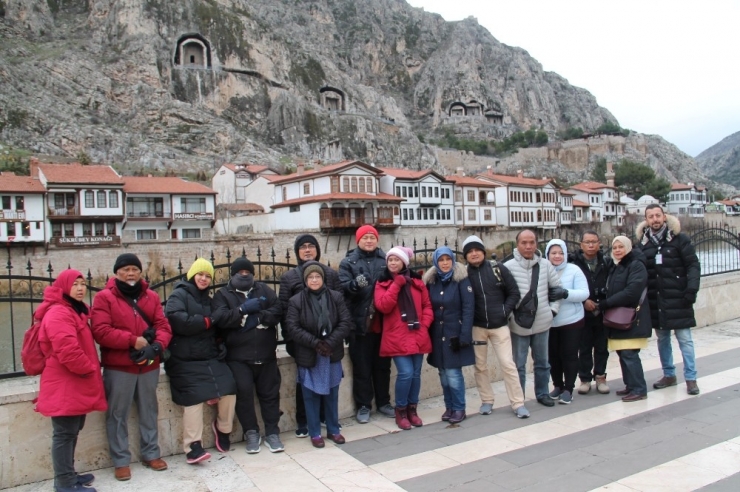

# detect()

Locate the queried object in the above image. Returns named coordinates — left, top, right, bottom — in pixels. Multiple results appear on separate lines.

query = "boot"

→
left=394, top=406, right=411, bottom=430
left=595, top=375, right=610, bottom=394
left=653, top=376, right=677, bottom=389
left=686, top=380, right=700, bottom=395
left=407, top=404, right=423, bottom=427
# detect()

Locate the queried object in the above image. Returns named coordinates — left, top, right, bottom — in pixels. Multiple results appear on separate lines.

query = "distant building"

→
left=478, top=171, right=560, bottom=229
left=378, top=168, right=454, bottom=226
left=211, top=163, right=278, bottom=204
left=0, top=172, right=47, bottom=244
left=568, top=181, right=623, bottom=226
left=621, top=194, right=659, bottom=216
left=666, top=183, right=707, bottom=217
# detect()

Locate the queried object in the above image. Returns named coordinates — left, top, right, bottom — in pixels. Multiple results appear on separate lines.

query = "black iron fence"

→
left=2, top=228, right=739, bottom=378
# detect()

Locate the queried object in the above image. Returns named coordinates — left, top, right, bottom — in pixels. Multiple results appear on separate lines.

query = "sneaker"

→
left=212, top=420, right=231, bottom=452
left=264, top=434, right=285, bottom=453
left=295, top=426, right=309, bottom=438
left=577, top=380, right=592, bottom=395
left=595, top=375, right=610, bottom=394
left=186, top=441, right=211, bottom=464
left=54, top=484, right=97, bottom=492
left=378, top=403, right=395, bottom=418
left=537, top=396, right=555, bottom=407
left=558, top=390, right=573, bottom=404
left=514, top=406, right=530, bottom=419
left=441, top=408, right=453, bottom=421
left=76, top=473, right=95, bottom=486
left=356, top=406, right=371, bottom=424
left=549, top=387, right=563, bottom=400
left=479, top=403, right=493, bottom=415
left=245, top=430, right=261, bottom=454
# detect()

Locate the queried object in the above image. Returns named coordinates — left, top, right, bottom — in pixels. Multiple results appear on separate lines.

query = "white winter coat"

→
left=546, top=240, right=590, bottom=328
left=505, top=249, right=562, bottom=336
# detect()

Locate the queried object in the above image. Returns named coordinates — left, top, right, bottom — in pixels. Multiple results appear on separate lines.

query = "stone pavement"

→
left=8, top=318, right=740, bottom=492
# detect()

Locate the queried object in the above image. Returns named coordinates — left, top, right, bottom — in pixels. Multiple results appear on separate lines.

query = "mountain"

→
left=695, top=131, right=740, bottom=190
left=0, top=0, right=729, bottom=192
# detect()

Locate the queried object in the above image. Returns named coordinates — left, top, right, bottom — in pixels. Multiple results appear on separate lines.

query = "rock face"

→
left=0, top=0, right=726, bottom=190
left=696, top=131, right=740, bottom=190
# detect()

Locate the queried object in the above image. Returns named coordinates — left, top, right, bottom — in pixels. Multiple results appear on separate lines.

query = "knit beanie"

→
left=187, top=257, right=214, bottom=280
left=386, top=247, right=410, bottom=267
left=230, top=257, right=255, bottom=276
left=355, top=225, right=379, bottom=243
left=302, top=261, right=325, bottom=282
left=462, top=235, right=486, bottom=258
left=113, top=253, right=142, bottom=273
left=294, top=234, right=321, bottom=261
left=400, top=246, right=414, bottom=262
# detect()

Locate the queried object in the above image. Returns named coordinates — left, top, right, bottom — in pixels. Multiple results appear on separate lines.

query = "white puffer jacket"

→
left=505, top=249, right=562, bottom=336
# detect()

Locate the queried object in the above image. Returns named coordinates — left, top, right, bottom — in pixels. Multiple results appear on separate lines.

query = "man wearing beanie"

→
left=339, top=224, right=394, bottom=423
left=278, top=234, right=341, bottom=437
left=212, top=256, right=285, bottom=454
left=463, top=235, right=530, bottom=419
left=91, top=254, right=173, bottom=481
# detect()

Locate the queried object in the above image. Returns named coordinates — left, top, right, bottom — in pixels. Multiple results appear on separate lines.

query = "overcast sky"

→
left=406, top=0, right=740, bottom=157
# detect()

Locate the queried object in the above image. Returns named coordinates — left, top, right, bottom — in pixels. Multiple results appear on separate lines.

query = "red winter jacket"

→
left=91, top=278, right=172, bottom=374
left=35, top=285, right=107, bottom=417
left=374, top=269, right=434, bottom=357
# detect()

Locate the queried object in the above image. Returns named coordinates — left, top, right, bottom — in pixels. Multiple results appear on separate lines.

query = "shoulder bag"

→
left=603, top=287, right=648, bottom=330
left=514, top=263, right=540, bottom=329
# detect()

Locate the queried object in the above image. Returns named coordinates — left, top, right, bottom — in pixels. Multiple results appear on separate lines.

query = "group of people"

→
left=32, top=204, right=701, bottom=492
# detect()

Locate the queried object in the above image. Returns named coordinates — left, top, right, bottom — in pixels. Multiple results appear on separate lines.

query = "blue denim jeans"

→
left=301, top=384, right=340, bottom=438
left=617, top=349, right=647, bottom=396
left=438, top=368, right=466, bottom=411
left=393, top=354, right=423, bottom=407
left=510, top=331, right=551, bottom=400
left=656, top=329, right=697, bottom=381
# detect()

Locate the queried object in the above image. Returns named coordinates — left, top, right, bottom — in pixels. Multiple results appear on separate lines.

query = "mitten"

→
left=240, top=298, right=262, bottom=314
left=394, top=275, right=407, bottom=287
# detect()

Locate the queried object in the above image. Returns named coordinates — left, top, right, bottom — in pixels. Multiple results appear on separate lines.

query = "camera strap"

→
left=122, top=295, right=155, bottom=330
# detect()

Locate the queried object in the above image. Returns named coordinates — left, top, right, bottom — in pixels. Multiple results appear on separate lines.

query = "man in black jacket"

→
left=636, top=204, right=701, bottom=395
left=463, top=235, right=529, bottom=419
left=338, top=225, right=394, bottom=423
left=571, top=230, right=612, bottom=395
left=212, top=258, right=284, bottom=454
left=278, top=234, right=340, bottom=437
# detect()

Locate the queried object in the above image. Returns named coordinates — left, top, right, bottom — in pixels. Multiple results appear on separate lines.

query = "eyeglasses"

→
left=299, top=244, right=317, bottom=251
left=581, top=241, right=600, bottom=245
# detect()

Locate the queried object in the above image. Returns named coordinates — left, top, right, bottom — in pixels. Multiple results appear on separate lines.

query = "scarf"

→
left=231, top=272, right=255, bottom=291
left=396, top=269, right=420, bottom=330
left=432, top=246, right=455, bottom=283
left=63, top=294, right=89, bottom=316
left=115, top=279, right=142, bottom=299
left=307, top=287, right=332, bottom=338
left=648, top=224, right=668, bottom=246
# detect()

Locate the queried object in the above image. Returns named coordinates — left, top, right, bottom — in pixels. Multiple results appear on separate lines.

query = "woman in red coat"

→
left=36, top=269, right=107, bottom=492
left=374, top=247, right=433, bottom=430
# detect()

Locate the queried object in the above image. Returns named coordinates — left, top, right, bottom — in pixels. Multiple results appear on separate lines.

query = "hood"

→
left=173, top=279, right=211, bottom=299
left=545, top=239, right=568, bottom=271
left=294, top=234, right=321, bottom=264
left=423, top=262, right=468, bottom=285
left=636, top=214, right=681, bottom=242
left=35, top=269, right=86, bottom=322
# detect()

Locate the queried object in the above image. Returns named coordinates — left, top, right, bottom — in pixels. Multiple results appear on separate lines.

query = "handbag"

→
left=603, top=288, right=648, bottom=330
left=514, top=263, right=539, bottom=329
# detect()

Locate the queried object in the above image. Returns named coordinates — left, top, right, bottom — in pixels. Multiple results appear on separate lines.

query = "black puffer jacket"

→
left=338, top=246, right=387, bottom=336
left=164, top=281, right=236, bottom=406
left=466, top=260, right=520, bottom=329
left=600, top=251, right=651, bottom=340
left=279, top=264, right=341, bottom=340
left=635, top=215, right=701, bottom=330
left=570, top=249, right=613, bottom=322
left=211, top=281, right=282, bottom=362
left=285, top=288, right=352, bottom=368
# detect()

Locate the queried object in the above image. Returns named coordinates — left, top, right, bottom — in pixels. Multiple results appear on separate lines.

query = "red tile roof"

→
left=269, top=160, right=382, bottom=184
left=478, top=172, right=552, bottom=187
left=218, top=203, right=265, bottom=212
left=377, top=167, right=445, bottom=181
left=124, top=177, right=216, bottom=195
left=559, top=189, right=576, bottom=196
left=572, top=199, right=590, bottom=207
left=225, top=163, right=271, bottom=174
left=272, top=192, right=403, bottom=209
left=38, top=163, right=123, bottom=185
left=670, top=183, right=693, bottom=191
left=570, top=181, right=616, bottom=191
left=444, top=175, right=499, bottom=188
left=0, top=173, right=46, bottom=193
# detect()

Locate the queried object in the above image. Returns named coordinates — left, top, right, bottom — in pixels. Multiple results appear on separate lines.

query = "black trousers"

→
left=348, top=332, right=391, bottom=409
left=228, top=359, right=282, bottom=436
left=549, top=326, right=583, bottom=392
left=51, top=415, right=86, bottom=488
left=578, top=318, right=609, bottom=381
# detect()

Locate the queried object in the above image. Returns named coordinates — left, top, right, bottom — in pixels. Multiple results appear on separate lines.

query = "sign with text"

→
left=53, top=236, right=121, bottom=247
left=0, top=210, right=26, bottom=220
left=173, top=212, right=213, bottom=220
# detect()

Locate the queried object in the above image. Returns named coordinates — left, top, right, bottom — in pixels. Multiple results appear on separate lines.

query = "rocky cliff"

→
left=695, top=131, right=740, bottom=190
left=0, top=0, right=724, bottom=189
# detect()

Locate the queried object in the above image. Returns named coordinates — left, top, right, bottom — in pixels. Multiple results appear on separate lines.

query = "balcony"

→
left=319, top=208, right=397, bottom=230
left=48, top=206, right=79, bottom=217
left=0, top=210, right=26, bottom=220
left=127, top=210, right=168, bottom=219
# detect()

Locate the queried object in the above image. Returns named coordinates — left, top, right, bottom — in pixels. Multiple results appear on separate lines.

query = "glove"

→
left=316, top=340, right=332, bottom=357
left=450, top=336, right=461, bottom=353
left=241, top=314, right=260, bottom=332
left=133, top=343, right=162, bottom=365
left=141, top=326, right=156, bottom=344
left=355, top=273, right=370, bottom=288
left=203, top=316, right=212, bottom=330
left=684, top=292, right=697, bottom=304
left=217, top=343, right=227, bottom=361
left=394, top=275, right=407, bottom=287
left=240, top=298, right=262, bottom=314
left=548, top=287, right=568, bottom=301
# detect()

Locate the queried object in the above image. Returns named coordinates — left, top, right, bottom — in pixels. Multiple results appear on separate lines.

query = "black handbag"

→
left=603, top=288, right=648, bottom=330
left=514, top=264, right=539, bottom=329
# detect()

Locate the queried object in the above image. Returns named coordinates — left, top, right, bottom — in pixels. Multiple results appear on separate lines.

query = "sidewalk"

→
left=8, top=318, right=740, bottom=492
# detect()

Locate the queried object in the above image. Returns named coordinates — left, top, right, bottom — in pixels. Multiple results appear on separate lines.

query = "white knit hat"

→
left=386, top=246, right=410, bottom=266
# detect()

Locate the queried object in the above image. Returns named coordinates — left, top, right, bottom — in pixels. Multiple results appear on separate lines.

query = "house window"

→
left=289, top=205, right=301, bottom=212
left=436, top=209, right=440, bottom=220
left=15, top=196, right=24, bottom=210
left=445, top=209, right=450, bottom=220
left=366, top=178, right=373, bottom=193
left=182, top=228, right=201, bottom=239
left=537, top=210, right=542, bottom=222
left=97, top=191, right=107, bottom=208
left=127, top=197, right=164, bottom=217
left=94, top=223, right=104, bottom=236
left=393, top=207, right=399, bottom=216
left=64, top=223, right=74, bottom=237
left=468, top=209, right=476, bottom=220
left=467, top=190, right=475, bottom=202
left=435, top=188, right=439, bottom=198
left=342, top=177, right=349, bottom=192
left=351, top=178, right=358, bottom=193
left=83, top=223, right=92, bottom=236
left=423, top=209, right=428, bottom=220
left=303, top=183, right=310, bottom=195
left=403, top=209, right=408, bottom=220
left=422, top=187, right=427, bottom=198
left=109, top=191, right=119, bottom=208
left=413, top=186, right=417, bottom=197
left=21, top=221, right=31, bottom=236
left=85, top=191, right=94, bottom=208
left=359, top=179, right=365, bottom=193
left=455, top=190, right=461, bottom=201
left=181, top=197, right=206, bottom=213
left=1, top=196, right=10, bottom=209
left=331, top=177, right=339, bottom=194
left=106, top=223, right=116, bottom=235
left=484, top=210, right=491, bottom=221
left=510, top=211, right=515, bottom=223
left=52, top=223, right=62, bottom=237
left=171, top=229, right=178, bottom=239
left=137, top=229, right=157, bottom=240
left=416, top=208, right=421, bottom=220
left=456, top=209, right=462, bottom=221
left=396, top=186, right=401, bottom=197
left=282, top=188, right=287, bottom=201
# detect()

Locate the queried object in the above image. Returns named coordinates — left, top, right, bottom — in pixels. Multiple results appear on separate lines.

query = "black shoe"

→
left=186, top=441, right=211, bottom=464
left=76, top=473, right=94, bottom=486
left=537, top=396, right=555, bottom=407
left=212, top=420, right=231, bottom=452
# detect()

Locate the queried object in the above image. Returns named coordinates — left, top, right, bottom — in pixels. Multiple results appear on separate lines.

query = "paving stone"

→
left=488, top=450, right=605, bottom=490
left=398, top=456, right=516, bottom=492
left=516, top=469, right=611, bottom=492
left=695, top=470, right=740, bottom=492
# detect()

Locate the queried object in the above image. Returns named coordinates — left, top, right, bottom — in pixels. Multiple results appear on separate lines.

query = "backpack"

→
left=21, top=317, right=47, bottom=376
